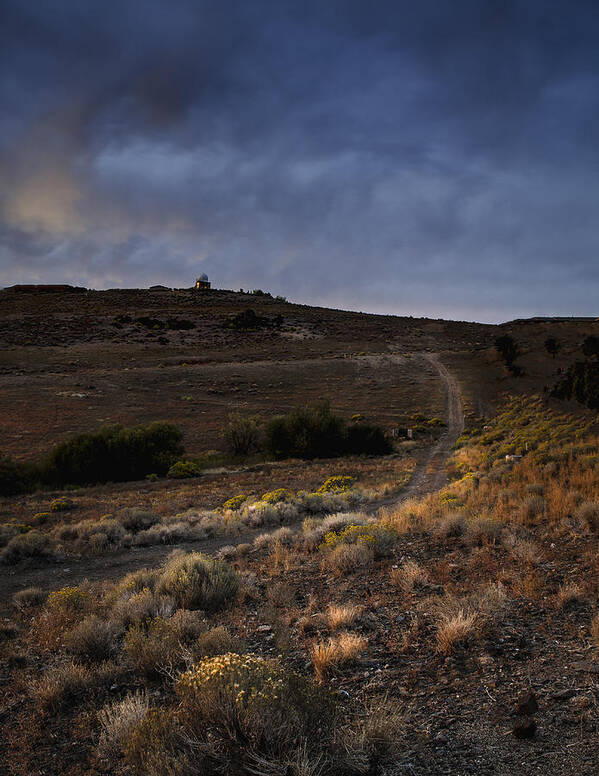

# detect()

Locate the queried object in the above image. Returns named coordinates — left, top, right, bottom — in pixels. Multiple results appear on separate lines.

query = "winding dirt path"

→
left=1, top=354, right=464, bottom=606
left=401, top=353, right=464, bottom=498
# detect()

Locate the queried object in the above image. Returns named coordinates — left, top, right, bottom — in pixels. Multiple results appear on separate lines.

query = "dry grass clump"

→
left=110, top=589, right=175, bottom=627
left=32, top=661, right=93, bottom=712
left=326, top=604, right=362, bottom=630
left=509, top=538, right=542, bottom=566
left=519, top=495, right=546, bottom=524
left=65, top=615, right=120, bottom=661
left=340, top=696, right=405, bottom=771
left=329, top=542, right=373, bottom=574
left=311, top=632, right=367, bottom=680
left=156, top=551, right=239, bottom=611
left=97, top=691, right=149, bottom=760
left=556, top=582, right=587, bottom=609
left=436, top=610, right=479, bottom=655
left=433, top=513, right=466, bottom=541
left=390, top=560, right=429, bottom=595
left=117, top=508, right=160, bottom=531
left=574, top=502, right=599, bottom=531
left=13, top=586, right=46, bottom=609
left=432, top=583, right=508, bottom=655
left=466, top=516, right=503, bottom=546
left=123, top=610, right=206, bottom=675
left=254, top=526, right=295, bottom=550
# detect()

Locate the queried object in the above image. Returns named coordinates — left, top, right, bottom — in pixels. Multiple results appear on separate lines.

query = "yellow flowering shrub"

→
left=322, top=523, right=397, bottom=556
left=317, top=475, right=355, bottom=493
left=50, top=497, right=75, bottom=512
left=222, top=494, right=247, bottom=511
left=46, top=586, right=90, bottom=616
left=261, top=488, right=294, bottom=504
left=176, top=652, right=336, bottom=756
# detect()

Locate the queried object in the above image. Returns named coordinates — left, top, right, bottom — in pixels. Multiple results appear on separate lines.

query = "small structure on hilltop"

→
left=195, top=273, right=211, bottom=290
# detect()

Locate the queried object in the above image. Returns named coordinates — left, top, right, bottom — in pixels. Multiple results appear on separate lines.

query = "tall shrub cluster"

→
left=264, top=404, right=391, bottom=460
left=552, top=361, right=599, bottom=409
left=0, top=422, right=184, bottom=495
left=43, top=422, right=184, bottom=486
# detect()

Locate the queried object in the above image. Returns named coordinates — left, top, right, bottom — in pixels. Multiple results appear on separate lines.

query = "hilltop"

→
left=2, top=288, right=599, bottom=776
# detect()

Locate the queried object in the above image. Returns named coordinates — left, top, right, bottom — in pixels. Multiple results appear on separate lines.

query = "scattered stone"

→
left=515, top=691, right=539, bottom=716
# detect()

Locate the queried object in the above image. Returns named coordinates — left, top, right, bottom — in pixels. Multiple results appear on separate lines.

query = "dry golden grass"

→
left=556, top=582, right=586, bottom=609
left=390, top=559, right=428, bottom=595
left=311, top=632, right=367, bottom=680
left=326, top=604, right=362, bottom=630
left=435, top=610, right=478, bottom=655
left=328, top=542, right=373, bottom=575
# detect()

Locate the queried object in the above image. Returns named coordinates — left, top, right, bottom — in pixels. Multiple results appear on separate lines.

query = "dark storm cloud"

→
left=1, top=1, right=599, bottom=321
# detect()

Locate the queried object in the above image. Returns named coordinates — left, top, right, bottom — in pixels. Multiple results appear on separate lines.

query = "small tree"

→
left=582, top=335, right=599, bottom=360
left=494, top=334, right=519, bottom=367
left=544, top=337, right=560, bottom=359
left=223, top=413, right=262, bottom=456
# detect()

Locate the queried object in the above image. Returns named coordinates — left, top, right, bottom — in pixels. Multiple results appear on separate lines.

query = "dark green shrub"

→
left=0, top=453, right=37, bottom=496
left=582, top=335, right=599, bottom=359
left=494, top=334, right=519, bottom=367
left=42, top=422, right=184, bottom=486
left=345, top=423, right=392, bottom=455
left=265, top=403, right=347, bottom=459
left=223, top=413, right=262, bottom=456
left=544, top=337, right=560, bottom=358
left=264, top=403, right=390, bottom=460
left=552, top=361, right=599, bottom=409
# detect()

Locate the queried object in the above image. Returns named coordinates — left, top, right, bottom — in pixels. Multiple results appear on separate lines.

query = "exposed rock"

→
left=512, top=717, right=537, bottom=739
left=515, top=690, right=539, bottom=716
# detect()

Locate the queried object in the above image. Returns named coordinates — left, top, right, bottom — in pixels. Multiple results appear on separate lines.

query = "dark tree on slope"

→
left=551, top=361, right=599, bottom=409
left=582, top=335, right=599, bottom=360
left=544, top=337, right=560, bottom=359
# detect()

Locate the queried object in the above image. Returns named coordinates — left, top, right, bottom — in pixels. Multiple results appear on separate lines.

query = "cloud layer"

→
left=1, top=1, right=599, bottom=321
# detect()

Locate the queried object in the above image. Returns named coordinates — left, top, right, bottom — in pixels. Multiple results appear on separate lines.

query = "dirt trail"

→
left=401, top=352, right=464, bottom=498
left=1, top=354, right=463, bottom=606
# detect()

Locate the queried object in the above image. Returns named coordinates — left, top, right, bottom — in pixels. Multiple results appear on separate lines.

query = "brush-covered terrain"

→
left=1, top=287, right=599, bottom=775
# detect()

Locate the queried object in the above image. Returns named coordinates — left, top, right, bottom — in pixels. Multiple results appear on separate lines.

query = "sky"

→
left=1, top=1, right=598, bottom=323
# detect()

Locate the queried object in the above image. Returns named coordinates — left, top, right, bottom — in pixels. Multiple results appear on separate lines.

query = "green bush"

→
left=552, top=361, right=599, bottom=409
left=264, top=404, right=391, bottom=460
left=345, top=423, right=392, bottom=455
left=42, top=421, right=184, bottom=486
left=0, top=452, right=38, bottom=496
left=156, top=552, right=239, bottom=611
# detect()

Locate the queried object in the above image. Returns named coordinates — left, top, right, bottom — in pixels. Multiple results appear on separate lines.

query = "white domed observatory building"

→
left=194, top=272, right=211, bottom=290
